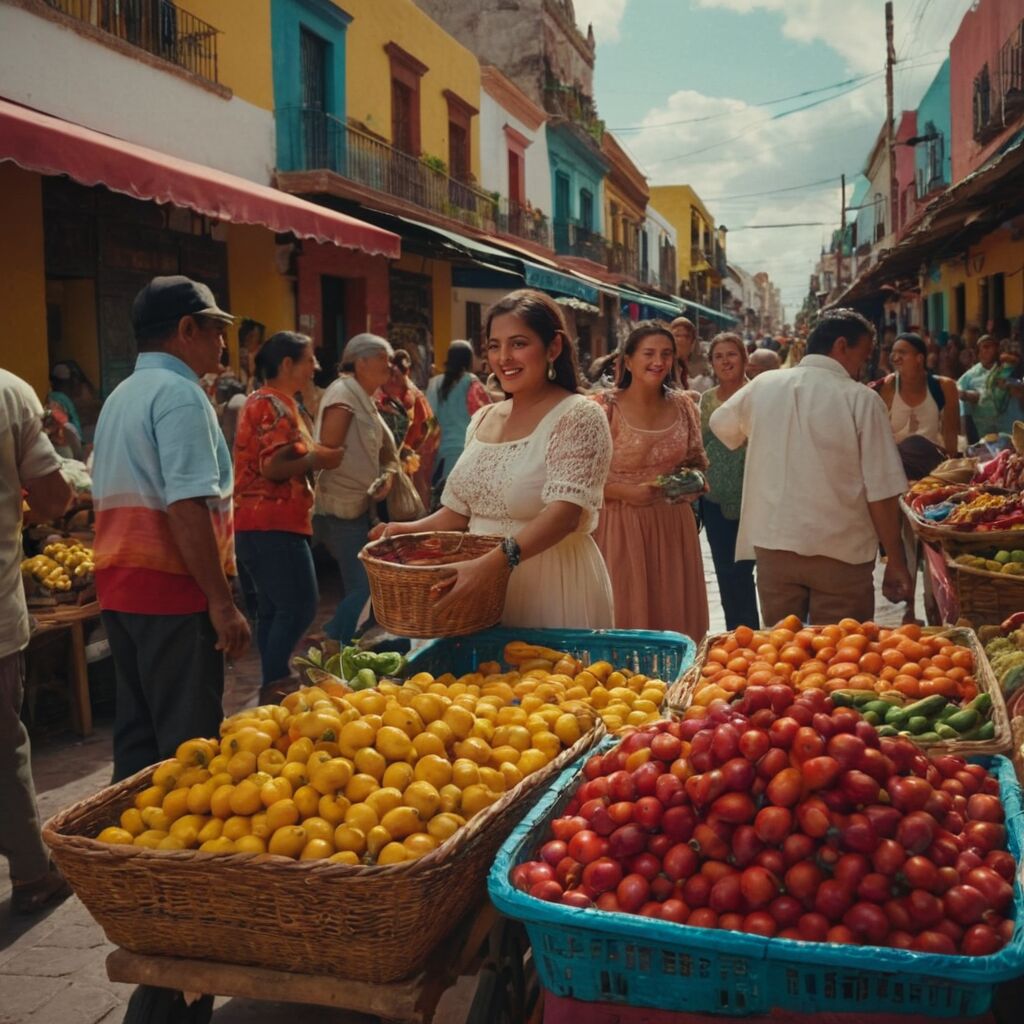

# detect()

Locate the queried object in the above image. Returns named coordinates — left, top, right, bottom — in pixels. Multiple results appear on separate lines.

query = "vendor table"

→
left=29, top=600, right=101, bottom=737
left=106, top=900, right=540, bottom=1024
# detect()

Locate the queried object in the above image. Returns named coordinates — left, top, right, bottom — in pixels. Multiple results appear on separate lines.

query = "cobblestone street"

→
left=0, top=537, right=922, bottom=1024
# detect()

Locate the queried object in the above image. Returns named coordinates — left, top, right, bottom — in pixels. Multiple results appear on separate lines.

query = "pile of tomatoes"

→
left=510, top=686, right=1017, bottom=957
left=691, top=618, right=979, bottom=709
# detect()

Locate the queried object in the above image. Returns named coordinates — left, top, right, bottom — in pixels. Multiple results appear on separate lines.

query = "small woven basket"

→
left=945, top=551, right=1024, bottom=626
left=43, top=721, right=604, bottom=983
left=359, top=532, right=510, bottom=638
left=901, top=496, right=1024, bottom=552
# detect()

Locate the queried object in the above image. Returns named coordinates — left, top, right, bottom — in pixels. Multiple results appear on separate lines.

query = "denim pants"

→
left=313, top=512, right=371, bottom=644
left=103, top=611, right=224, bottom=782
left=703, top=498, right=759, bottom=630
left=235, top=530, right=318, bottom=686
left=0, top=652, right=50, bottom=881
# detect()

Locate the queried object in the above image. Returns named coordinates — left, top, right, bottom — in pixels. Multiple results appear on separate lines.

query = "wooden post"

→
left=885, top=2, right=899, bottom=242
left=837, top=173, right=846, bottom=293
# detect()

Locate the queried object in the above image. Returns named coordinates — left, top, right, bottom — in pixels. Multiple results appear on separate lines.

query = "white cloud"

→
left=572, top=0, right=628, bottom=44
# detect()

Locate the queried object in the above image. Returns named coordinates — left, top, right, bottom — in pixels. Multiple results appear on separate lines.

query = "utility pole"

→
left=885, top=1, right=898, bottom=243
left=836, top=172, right=846, bottom=293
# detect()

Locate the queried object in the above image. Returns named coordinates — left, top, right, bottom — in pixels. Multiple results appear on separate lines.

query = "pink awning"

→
left=0, top=99, right=400, bottom=259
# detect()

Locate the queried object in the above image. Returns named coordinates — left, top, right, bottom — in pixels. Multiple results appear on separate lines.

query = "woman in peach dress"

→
left=592, top=321, right=710, bottom=640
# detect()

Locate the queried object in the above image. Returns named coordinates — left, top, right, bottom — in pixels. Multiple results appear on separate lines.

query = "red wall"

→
left=296, top=242, right=391, bottom=348
left=894, top=110, right=918, bottom=238
left=950, top=0, right=1024, bottom=181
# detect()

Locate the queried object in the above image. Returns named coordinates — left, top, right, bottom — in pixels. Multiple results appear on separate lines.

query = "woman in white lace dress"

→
left=371, top=290, right=614, bottom=628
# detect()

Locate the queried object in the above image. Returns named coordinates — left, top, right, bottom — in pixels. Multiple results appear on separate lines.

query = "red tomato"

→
left=871, top=838, right=906, bottom=876
left=962, top=923, right=1004, bottom=957
left=654, top=773, right=685, bottom=808
left=814, top=879, right=854, bottom=921
left=843, top=901, right=890, bottom=945
left=795, top=797, right=831, bottom=839
left=529, top=879, right=563, bottom=901
left=663, top=842, right=699, bottom=882
left=682, top=873, right=712, bottom=908
left=628, top=852, right=662, bottom=881
left=757, top=747, right=790, bottom=780
left=649, top=732, right=682, bottom=763
left=742, top=911, right=778, bottom=936
left=863, top=804, right=902, bottom=839
left=567, top=830, right=606, bottom=865
left=887, top=775, right=934, bottom=813
left=739, top=728, right=771, bottom=762
left=782, top=832, right=816, bottom=867
left=912, top=930, right=957, bottom=955
left=826, top=924, right=857, bottom=944
left=827, top=733, right=866, bottom=769
left=797, top=912, right=830, bottom=942
left=755, top=805, right=793, bottom=844
left=711, top=792, right=757, bottom=824
left=801, top=756, right=841, bottom=791
left=712, top=724, right=741, bottom=763
left=840, top=769, right=881, bottom=805
left=560, top=889, right=593, bottom=909
left=633, top=796, right=664, bottom=831
left=896, top=811, right=936, bottom=855
left=838, top=813, right=878, bottom=854
left=616, top=873, right=651, bottom=914
left=966, top=793, right=1004, bottom=823
left=964, top=867, right=1014, bottom=913
left=856, top=872, right=892, bottom=903
left=964, top=820, right=1007, bottom=854
left=769, top=717, right=800, bottom=749
left=740, top=866, right=780, bottom=909
left=902, top=855, right=939, bottom=892
left=662, top=805, right=696, bottom=843
left=688, top=907, right=719, bottom=929
left=555, top=856, right=582, bottom=888
left=832, top=853, right=870, bottom=890
left=709, top=873, right=744, bottom=914
left=791, top=726, right=826, bottom=762
left=767, top=767, right=803, bottom=807
left=768, top=894, right=803, bottom=928
left=984, top=849, right=1016, bottom=882
left=550, top=815, right=589, bottom=842
left=784, top=862, right=825, bottom=907
left=660, top=898, right=691, bottom=924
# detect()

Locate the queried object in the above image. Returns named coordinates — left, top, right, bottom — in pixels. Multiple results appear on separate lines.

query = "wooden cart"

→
left=107, top=900, right=540, bottom=1024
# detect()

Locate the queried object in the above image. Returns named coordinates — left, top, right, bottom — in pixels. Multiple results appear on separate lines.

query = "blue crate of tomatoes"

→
left=488, top=686, right=1024, bottom=1018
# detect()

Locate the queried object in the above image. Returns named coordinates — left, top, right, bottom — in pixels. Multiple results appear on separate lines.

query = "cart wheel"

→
left=465, top=919, right=537, bottom=1024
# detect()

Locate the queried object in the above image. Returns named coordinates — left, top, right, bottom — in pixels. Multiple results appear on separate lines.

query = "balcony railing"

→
left=608, top=242, right=640, bottom=280
left=543, top=81, right=605, bottom=144
left=553, top=219, right=608, bottom=263
left=497, top=199, right=551, bottom=248
left=44, top=0, right=219, bottom=84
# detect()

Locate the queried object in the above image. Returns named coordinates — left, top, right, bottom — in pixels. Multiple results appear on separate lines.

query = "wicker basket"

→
left=945, top=550, right=1024, bottom=626
left=900, top=496, right=1024, bottom=552
left=43, top=721, right=604, bottom=984
left=1012, top=716, right=1024, bottom=787
left=359, top=532, right=510, bottom=638
left=666, top=626, right=1011, bottom=756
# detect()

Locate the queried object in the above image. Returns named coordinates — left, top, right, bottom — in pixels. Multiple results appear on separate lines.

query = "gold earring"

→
left=547, top=361, right=557, bottom=381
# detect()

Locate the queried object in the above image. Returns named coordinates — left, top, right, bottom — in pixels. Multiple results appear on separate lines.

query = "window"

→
left=300, top=28, right=328, bottom=168
left=579, top=189, right=593, bottom=231
left=507, top=149, right=523, bottom=204
left=955, top=284, right=966, bottom=332
left=973, top=63, right=996, bottom=141
left=466, top=302, right=482, bottom=348
left=444, top=90, right=477, bottom=184
left=385, top=42, right=427, bottom=155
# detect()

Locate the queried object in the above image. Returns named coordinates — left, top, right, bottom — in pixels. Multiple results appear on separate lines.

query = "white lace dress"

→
left=441, top=394, right=615, bottom=629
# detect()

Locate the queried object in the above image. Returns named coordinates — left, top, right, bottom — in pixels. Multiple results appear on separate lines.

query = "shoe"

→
left=11, top=866, right=73, bottom=914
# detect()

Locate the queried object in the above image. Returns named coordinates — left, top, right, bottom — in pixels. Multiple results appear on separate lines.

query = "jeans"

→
left=0, top=652, right=50, bottom=881
left=314, top=512, right=371, bottom=644
left=703, top=499, right=759, bottom=630
left=236, top=531, right=318, bottom=685
left=103, top=611, right=224, bottom=782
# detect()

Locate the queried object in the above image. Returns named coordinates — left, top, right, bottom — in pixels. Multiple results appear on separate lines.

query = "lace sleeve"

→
left=542, top=397, right=613, bottom=531
left=674, top=391, right=709, bottom=471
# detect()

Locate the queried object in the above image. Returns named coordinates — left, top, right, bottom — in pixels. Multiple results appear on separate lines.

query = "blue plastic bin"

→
left=406, top=628, right=695, bottom=687
left=488, top=751, right=1024, bottom=1017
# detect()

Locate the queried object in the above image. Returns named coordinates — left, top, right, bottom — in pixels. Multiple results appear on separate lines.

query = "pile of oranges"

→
left=689, top=618, right=978, bottom=712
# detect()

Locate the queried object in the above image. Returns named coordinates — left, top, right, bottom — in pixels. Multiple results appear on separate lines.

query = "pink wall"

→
left=296, top=242, right=391, bottom=349
left=894, top=110, right=918, bottom=238
left=950, top=0, right=1024, bottom=181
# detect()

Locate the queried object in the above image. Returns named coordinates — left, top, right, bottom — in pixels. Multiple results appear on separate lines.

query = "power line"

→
left=728, top=222, right=831, bottom=230
left=699, top=175, right=839, bottom=201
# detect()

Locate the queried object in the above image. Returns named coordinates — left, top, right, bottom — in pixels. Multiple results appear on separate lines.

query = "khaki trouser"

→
left=755, top=547, right=875, bottom=627
left=0, top=651, right=51, bottom=881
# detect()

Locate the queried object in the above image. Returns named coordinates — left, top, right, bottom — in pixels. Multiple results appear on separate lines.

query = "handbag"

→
left=375, top=426, right=425, bottom=522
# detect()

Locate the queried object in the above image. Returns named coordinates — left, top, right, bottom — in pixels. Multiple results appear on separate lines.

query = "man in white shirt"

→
left=709, top=309, right=913, bottom=625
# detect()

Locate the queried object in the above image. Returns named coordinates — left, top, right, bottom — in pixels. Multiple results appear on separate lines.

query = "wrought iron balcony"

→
left=279, top=108, right=504, bottom=230
left=543, top=81, right=605, bottom=144
left=497, top=199, right=551, bottom=248
left=553, top=219, right=608, bottom=263
left=44, top=0, right=219, bottom=84
left=608, top=242, right=640, bottom=280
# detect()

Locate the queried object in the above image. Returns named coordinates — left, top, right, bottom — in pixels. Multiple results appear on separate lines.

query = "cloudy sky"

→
left=574, top=0, right=972, bottom=320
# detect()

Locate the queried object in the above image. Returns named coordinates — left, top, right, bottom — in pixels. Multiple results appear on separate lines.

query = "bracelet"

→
left=501, top=536, right=521, bottom=569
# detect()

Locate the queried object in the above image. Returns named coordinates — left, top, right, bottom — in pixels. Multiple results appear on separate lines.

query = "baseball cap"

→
left=131, top=275, right=233, bottom=337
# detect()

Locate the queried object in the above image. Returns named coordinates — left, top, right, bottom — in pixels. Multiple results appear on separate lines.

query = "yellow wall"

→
left=46, top=279, right=100, bottom=390
left=186, top=0, right=275, bottom=110
left=0, top=165, right=48, bottom=398
left=343, top=0, right=480, bottom=179
left=226, top=223, right=296, bottom=369
left=649, top=184, right=715, bottom=285
left=604, top=180, right=645, bottom=245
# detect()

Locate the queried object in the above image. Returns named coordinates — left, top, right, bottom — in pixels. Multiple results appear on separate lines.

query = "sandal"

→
left=11, top=866, right=72, bottom=915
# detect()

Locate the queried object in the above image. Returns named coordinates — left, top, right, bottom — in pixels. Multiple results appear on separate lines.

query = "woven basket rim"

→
left=901, top=496, right=1024, bottom=547
left=44, top=719, right=606, bottom=878
left=359, top=532, right=503, bottom=573
left=945, top=550, right=1024, bottom=584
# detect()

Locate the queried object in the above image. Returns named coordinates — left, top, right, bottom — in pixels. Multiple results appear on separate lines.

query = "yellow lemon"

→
left=347, top=690, right=387, bottom=716
left=478, top=767, right=507, bottom=793
left=454, top=737, right=491, bottom=765
left=186, top=780, right=216, bottom=815
left=286, top=737, right=315, bottom=763
left=176, top=738, right=216, bottom=767
left=410, top=693, right=445, bottom=724
left=499, top=762, right=524, bottom=790
left=344, top=803, right=378, bottom=833
left=197, top=818, right=224, bottom=843
left=589, top=686, right=610, bottom=709
left=366, top=786, right=405, bottom=819
left=517, top=749, right=549, bottom=776
left=334, top=824, right=366, bottom=854
left=382, top=704, right=424, bottom=738
left=300, top=838, right=334, bottom=860
left=226, top=728, right=272, bottom=756
left=161, top=788, right=190, bottom=823
left=412, top=732, right=446, bottom=759
left=250, top=811, right=271, bottom=839
left=265, top=798, right=300, bottom=831
left=210, top=783, right=236, bottom=820
left=470, top=717, right=495, bottom=742
left=135, top=784, right=166, bottom=811
left=328, top=850, right=360, bottom=865
left=226, top=750, right=257, bottom=782
left=268, top=825, right=307, bottom=858
left=354, top=747, right=387, bottom=781
left=318, top=793, right=351, bottom=825
left=280, top=762, right=309, bottom=789
left=169, top=814, right=206, bottom=845
left=531, top=731, right=561, bottom=760
left=306, top=750, right=333, bottom=775
left=119, top=808, right=145, bottom=836
left=377, top=841, right=409, bottom=865
left=496, top=706, right=528, bottom=726
left=222, top=815, right=252, bottom=841
left=460, top=785, right=498, bottom=818
left=380, top=805, right=422, bottom=840
left=234, top=834, right=267, bottom=855
left=338, top=720, right=377, bottom=759
left=375, top=726, right=413, bottom=762
left=209, top=771, right=234, bottom=788
left=152, top=759, right=183, bottom=789
left=382, top=761, right=415, bottom=792
left=438, top=784, right=463, bottom=813
left=442, top=705, right=474, bottom=740
left=344, top=773, right=379, bottom=803
left=425, top=720, right=455, bottom=749
left=257, top=748, right=286, bottom=776
left=366, top=824, right=392, bottom=857
left=261, top=776, right=292, bottom=808
left=156, top=835, right=187, bottom=851
left=503, top=725, right=532, bottom=752
left=403, top=832, right=439, bottom=858
left=451, top=759, right=481, bottom=789
left=310, top=757, right=355, bottom=795
left=413, top=753, right=453, bottom=790
left=293, top=784, right=321, bottom=819
left=403, top=780, right=441, bottom=819
left=229, top=780, right=263, bottom=817
left=97, top=826, right=135, bottom=845
left=140, top=806, right=172, bottom=832
left=426, top=812, right=462, bottom=842
left=554, top=713, right=582, bottom=746
left=489, top=745, right=521, bottom=768
left=199, top=836, right=236, bottom=855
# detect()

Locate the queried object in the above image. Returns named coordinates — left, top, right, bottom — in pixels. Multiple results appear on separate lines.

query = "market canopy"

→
left=0, top=98, right=400, bottom=258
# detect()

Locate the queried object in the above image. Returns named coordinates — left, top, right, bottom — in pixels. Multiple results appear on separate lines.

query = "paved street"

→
left=0, top=536, right=921, bottom=1024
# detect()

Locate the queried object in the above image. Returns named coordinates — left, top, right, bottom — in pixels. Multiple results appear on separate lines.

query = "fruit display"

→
left=908, top=485, right=1024, bottom=532
left=979, top=614, right=1024, bottom=718
left=954, top=550, right=1024, bottom=576
left=21, top=540, right=94, bottom=593
left=973, top=445, right=1024, bottom=492
left=94, top=676, right=600, bottom=864
left=686, top=619, right=1000, bottom=744
left=510, top=693, right=1018, bottom=957
left=293, top=641, right=407, bottom=691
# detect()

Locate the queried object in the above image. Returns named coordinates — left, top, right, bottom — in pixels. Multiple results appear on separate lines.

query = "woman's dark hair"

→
left=484, top=289, right=583, bottom=393
left=239, top=319, right=265, bottom=347
left=894, top=332, right=946, bottom=410
left=440, top=340, right=474, bottom=401
left=254, top=331, right=311, bottom=382
left=807, top=309, right=874, bottom=356
left=392, top=349, right=413, bottom=374
left=617, top=321, right=679, bottom=391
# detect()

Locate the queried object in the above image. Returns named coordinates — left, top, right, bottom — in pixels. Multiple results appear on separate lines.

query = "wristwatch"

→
left=501, top=536, right=521, bottom=569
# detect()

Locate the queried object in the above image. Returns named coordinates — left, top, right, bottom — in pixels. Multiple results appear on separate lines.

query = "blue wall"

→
left=271, top=0, right=352, bottom=172
left=915, top=59, right=952, bottom=193
left=547, top=123, right=606, bottom=232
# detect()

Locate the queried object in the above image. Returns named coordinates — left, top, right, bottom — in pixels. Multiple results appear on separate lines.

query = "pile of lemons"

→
left=95, top=673, right=600, bottom=865
left=21, top=541, right=94, bottom=592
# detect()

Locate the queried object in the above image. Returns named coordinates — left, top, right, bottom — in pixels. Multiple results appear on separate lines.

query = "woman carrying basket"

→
left=370, top=289, right=614, bottom=629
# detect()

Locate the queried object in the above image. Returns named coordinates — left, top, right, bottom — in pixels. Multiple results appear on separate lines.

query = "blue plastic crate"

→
left=488, top=750, right=1024, bottom=1017
left=406, top=628, right=695, bottom=687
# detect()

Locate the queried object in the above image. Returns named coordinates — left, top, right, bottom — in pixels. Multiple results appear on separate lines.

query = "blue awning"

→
left=523, top=264, right=599, bottom=304
left=679, top=298, right=737, bottom=325
left=617, top=288, right=683, bottom=320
